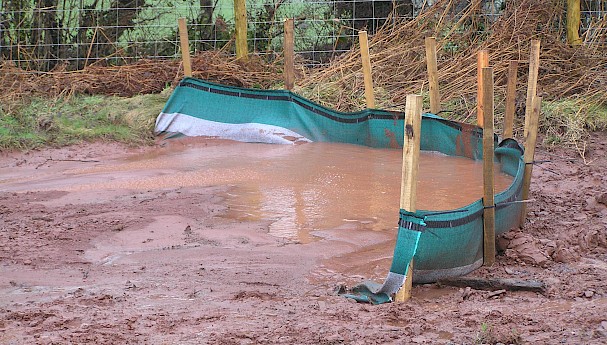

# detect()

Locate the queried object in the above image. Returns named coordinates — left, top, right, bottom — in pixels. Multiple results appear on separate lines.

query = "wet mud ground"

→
left=1, top=133, right=606, bottom=344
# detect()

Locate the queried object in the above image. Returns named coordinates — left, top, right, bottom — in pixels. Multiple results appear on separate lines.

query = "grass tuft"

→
left=541, top=96, right=607, bottom=148
left=0, top=92, right=169, bottom=151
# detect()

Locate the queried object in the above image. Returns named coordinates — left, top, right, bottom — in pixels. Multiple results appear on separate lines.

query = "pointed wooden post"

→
left=425, top=37, right=440, bottom=114
left=503, top=60, right=518, bottom=139
left=524, top=40, right=540, bottom=137
left=283, top=18, right=295, bottom=90
left=482, top=67, right=496, bottom=266
left=234, top=0, right=248, bottom=61
left=394, top=94, right=423, bottom=302
left=520, top=96, right=542, bottom=224
left=358, top=31, right=375, bottom=108
left=477, top=50, right=489, bottom=126
left=177, top=17, right=192, bottom=77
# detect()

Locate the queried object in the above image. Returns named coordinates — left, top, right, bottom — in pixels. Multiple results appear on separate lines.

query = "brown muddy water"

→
left=2, top=139, right=512, bottom=243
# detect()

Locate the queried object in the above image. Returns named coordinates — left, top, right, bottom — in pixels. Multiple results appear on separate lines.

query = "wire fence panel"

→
left=0, top=1, right=605, bottom=71
left=581, top=0, right=607, bottom=45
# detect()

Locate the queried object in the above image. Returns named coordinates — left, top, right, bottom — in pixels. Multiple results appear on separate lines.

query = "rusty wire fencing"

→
left=0, top=1, right=605, bottom=72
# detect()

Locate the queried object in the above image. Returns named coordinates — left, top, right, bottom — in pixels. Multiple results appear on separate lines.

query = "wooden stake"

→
left=482, top=67, right=496, bottom=267
left=234, top=0, right=248, bottom=61
left=358, top=31, right=375, bottom=108
left=503, top=60, right=518, bottom=139
left=395, top=261, right=414, bottom=302
left=283, top=18, right=295, bottom=90
left=477, top=50, right=489, bottom=126
left=520, top=96, right=542, bottom=224
left=177, top=17, right=192, bottom=77
left=425, top=37, right=440, bottom=114
left=524, top=40, right=540, bottom=137
left=399, top=95, right=423, bottom=225
left=394, top=94, right=423, bottom=302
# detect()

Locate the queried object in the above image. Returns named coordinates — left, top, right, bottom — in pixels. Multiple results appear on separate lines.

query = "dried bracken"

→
left=297, top=0, right=607, bottom=122
left=0, top=50, right=282, bottom=104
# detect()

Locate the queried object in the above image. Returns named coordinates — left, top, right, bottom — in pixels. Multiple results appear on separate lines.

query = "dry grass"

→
left=295, top=0, right=607, bottom=132
left=0, top=51, right=282, bottom=106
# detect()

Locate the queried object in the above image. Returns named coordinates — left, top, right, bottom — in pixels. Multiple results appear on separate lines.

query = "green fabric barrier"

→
left=156, top=77, right=526, bottom=303
left=342, top=212, right=424, bottom=304
left=157, top=78, right=486, bottom=155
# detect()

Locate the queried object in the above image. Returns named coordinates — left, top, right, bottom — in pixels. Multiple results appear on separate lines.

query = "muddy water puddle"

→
left=2, top=139, right=512, bottom=244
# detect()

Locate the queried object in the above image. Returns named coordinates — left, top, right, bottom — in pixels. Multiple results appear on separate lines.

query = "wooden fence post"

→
left=524, top=40, right=540, bottom=137
left=482, top=67, right=496, bottom=267
left=177, top=17, right=192, bottom=77
left=425, top=37, right=440, bottom=114
left=283, top=18, right=295, bottom=90
left=358, top=31, right=375, bottom=108
left=394, top=94, right=423, bottom=302
left=477, top=50, right=489, bottom=126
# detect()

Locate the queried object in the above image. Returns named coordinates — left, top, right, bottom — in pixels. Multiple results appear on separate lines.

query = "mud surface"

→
left=1, top=134, right=606, bottom=344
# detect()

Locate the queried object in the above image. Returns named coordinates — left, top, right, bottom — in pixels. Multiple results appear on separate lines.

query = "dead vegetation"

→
left=0, top=51, right=282, bottom=104
left=297, top=0, right=606, bottom=117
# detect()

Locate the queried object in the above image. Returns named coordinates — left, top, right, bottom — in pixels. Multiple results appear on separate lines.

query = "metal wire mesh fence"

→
left=0, top=1, right=605, bottom=72
left=581, top=0, right=607, bottom=45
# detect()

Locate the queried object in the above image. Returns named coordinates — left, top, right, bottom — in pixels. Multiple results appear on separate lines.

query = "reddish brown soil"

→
left=1, top=134, right=606, bottom=344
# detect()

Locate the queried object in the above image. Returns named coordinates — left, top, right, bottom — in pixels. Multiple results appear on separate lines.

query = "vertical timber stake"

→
left=503, top=60, right=518, bottom=139
left=524, top=40, right=540, bottom=137
left=477, top=50, right=489, bottom=126
left=394, top=94, right=423, bottom=302
left=234, top=0, right=248, bottom=61
left=358, top=31, right=375, bottom=108
left=425, top=37, right=440, bottom=114
left=177, top=17, right=192, bottom=77
left=283, top=18, right=295, bottom=90
left=520, top=96, right=542, bottom=224
left=482, top=67, right=496, bottom=267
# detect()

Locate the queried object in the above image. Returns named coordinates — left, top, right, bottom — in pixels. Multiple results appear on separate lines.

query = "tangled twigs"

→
left=296, top=0, right=607, bottom=118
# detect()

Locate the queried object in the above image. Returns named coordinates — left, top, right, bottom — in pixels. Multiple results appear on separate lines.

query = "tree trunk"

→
left=567, top=0, right=582, bottom=45
left=196, top=0, right=215, bottom=50
left=30, top=0, right=61, bottom=70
